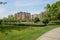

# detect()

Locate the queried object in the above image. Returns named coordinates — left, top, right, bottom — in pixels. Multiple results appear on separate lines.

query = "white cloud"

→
left=14, top=0, right=40, bottom=6
left=0, top=7, right=7, bottom=18
left=0, top=0, right=5, bottom=2
left=14, top=0, right=51, bottom=7
left=31, top=10, right=44, bottom=14
left=0, top=7, right=6, bottom=13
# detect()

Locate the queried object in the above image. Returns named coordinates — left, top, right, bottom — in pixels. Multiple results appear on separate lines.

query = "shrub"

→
left=0, top=19, right=3, bottom=24
left=21, top=20, right=27, bottom=22
left=50, top=20, right=60, bottom=24
left=41, top=18, right=49, bottom=25
left=34, top=17, right=40, bottom=23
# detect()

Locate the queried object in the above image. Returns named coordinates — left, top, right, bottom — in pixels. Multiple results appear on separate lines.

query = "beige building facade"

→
left=15, top=12, right=31, bottom=20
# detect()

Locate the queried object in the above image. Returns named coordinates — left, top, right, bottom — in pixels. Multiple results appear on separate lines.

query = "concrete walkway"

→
left=37, top=27, right=60, bottom=40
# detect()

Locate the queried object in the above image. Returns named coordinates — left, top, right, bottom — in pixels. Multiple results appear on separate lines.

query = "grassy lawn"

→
left=0, top=25, right=60, bottom=40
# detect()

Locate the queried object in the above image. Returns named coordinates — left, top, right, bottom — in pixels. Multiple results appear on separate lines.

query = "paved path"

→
left=37, top=27, right=60, bottom=40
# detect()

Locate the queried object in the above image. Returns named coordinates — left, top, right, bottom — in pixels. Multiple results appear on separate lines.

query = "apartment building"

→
left=8, top=12, right=42, bottom=21
left=15, top=12, right=31, bottom=20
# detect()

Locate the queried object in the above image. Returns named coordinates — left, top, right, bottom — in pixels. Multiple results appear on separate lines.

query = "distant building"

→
left=8, top=12, right=42, bottom=21
left=31, top=14, right=42, bottom=19
left=8, top=15, right=13, bottom=18
left=8, top=15, right=16, bottom=20
left=15, top=12, right=31, bottom=20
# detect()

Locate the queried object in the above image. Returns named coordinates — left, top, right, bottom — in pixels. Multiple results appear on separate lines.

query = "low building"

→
left=8, top=15, right=13, bottom=18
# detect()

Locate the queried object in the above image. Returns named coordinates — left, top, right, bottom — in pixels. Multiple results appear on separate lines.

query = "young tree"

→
left=34, top=17, right=40, bottom=23
left=41, top=17, right=49, bottom=25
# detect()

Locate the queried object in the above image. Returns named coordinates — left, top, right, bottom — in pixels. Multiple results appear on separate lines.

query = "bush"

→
left=50, top=20, right=60, bottom=24
left=34, top=17, right=40, bottom=23
left=0, top=19, right=3, bottom=24
left=41, top=18, right=49, bottom=25
left=21, top=20, right=27, bottom=22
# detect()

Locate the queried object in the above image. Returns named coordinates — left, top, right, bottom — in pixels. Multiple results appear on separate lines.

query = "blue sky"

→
left=0, top=0, right=58, bottom=18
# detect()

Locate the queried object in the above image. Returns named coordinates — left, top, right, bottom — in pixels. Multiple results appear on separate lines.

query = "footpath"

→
left=37, top=27, right=60, bottom=40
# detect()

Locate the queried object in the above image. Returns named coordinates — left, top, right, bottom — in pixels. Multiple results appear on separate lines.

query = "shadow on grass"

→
left=0, top=24, right=46, bottom=35
left=0, top=25, right=28, bottom=35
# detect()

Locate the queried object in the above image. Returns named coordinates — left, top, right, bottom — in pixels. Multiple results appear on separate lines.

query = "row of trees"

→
left=0, top=17, right=20, bottom=25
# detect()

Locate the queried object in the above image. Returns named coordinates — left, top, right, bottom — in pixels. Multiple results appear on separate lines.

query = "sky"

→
left=0, top=0, right=58, bottom=18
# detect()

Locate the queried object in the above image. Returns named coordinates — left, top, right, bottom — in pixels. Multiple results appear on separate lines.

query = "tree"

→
left=34, top=17, right=40, bottom=23
left=44, top=1, right=60, bottom=20
left=45, top=4, right=51, bottom=11
left=41, top=17, right=49, bottom=25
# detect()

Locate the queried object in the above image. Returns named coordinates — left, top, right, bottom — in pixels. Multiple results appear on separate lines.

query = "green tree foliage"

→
left=45, top=4, right=51, bottom=11
left=42, top=17, right=49, bottom=25
left=34, top=17, right=40, bottom=23
left=43, top=1, right=60, bottom=20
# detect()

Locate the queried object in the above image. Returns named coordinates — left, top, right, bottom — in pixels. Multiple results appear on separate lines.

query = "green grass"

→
left=0, top=25, right=60, bottom=40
